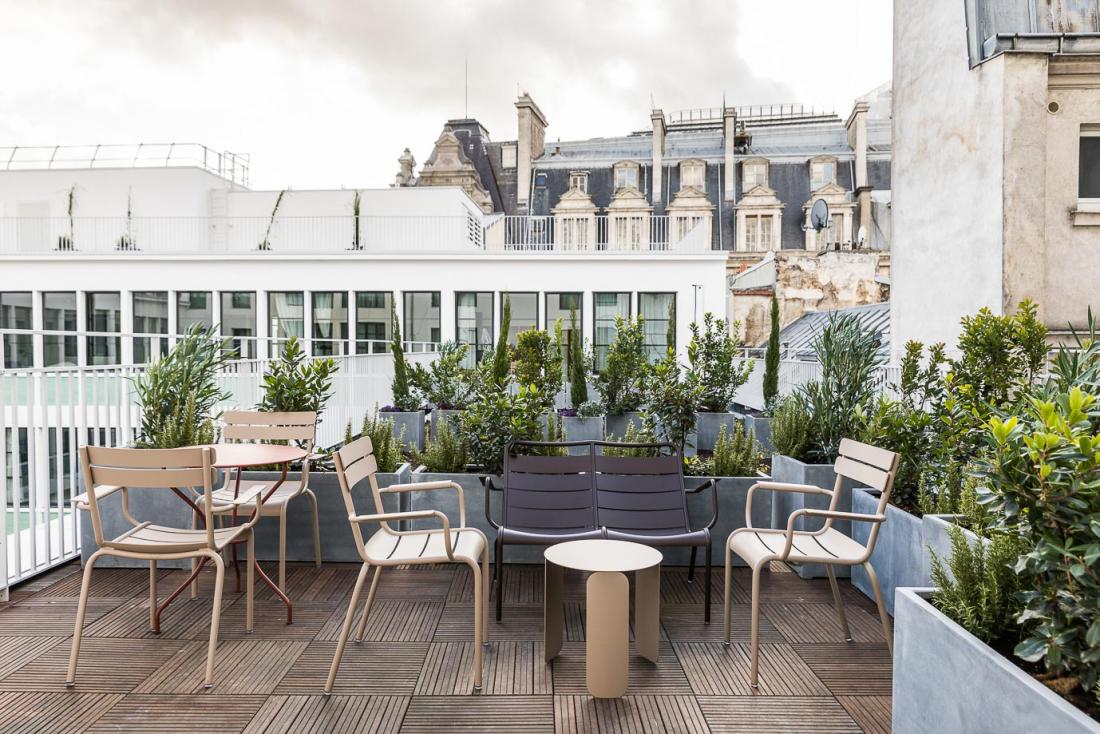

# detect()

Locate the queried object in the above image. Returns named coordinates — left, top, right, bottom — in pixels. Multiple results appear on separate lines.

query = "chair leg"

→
left=230, top=515, right=242, bottom=594
left=749, top=562, right=764, bottom=689
left=704, top=544, right=712, bottom=624
left=324, top=563, right=371, bottom=695
left=149, top=560, right=158, bottom=632
left=306, top=489, right=321, bottom=568
left=246, top=532, right=255, bottom=634
left=203, top=552, right=226, bottom=689
left=825, top=565, right=851, bottom=642
left=66, top=549, right=104, bottom=686
left=482, top=544, right=490, bottom=645
left=864, top=561, right=893, bottom=655
left=687, top=546, right=697, bottom=583
left=354, top=565, right=383, bottom=643
left=190, top=510, right=200, bottom=599
left=494, top=535, right=504, bottom=622
left=723, top=540, right=733, bottom=645
left=470, top=560, right=483, bottom=691
left=278, top=508, right=287, bottom=592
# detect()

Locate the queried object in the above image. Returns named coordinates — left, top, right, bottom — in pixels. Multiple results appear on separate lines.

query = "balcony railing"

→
left=485, top=215, right=711, bottom=253
left=0, top=143, right=249, bottom=186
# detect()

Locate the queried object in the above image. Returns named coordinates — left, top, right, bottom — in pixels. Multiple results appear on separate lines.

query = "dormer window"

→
left=570, top=171, right=589, bottom=194
left=742, top=159, right=768, bottom=192
left=613, top=161, right=640, bottom=191
left=810, top=156, right=837, bottom=191
left=679, top=159, right=705, bottom=192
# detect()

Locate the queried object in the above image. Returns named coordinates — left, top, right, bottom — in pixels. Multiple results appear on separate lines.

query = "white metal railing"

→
left=485, top=215, right=711, bottom=252
left=0, top=348, right=436, bottom=597
left=732, top=357, right=902, bottom=412
left=0, top=143, right=249, bottom=186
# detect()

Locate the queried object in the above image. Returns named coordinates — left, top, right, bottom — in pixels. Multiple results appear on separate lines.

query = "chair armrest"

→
left=776, top=509, right=885, bottom=559
left=381, top=480, right=466, bottom=528
left=745, top=480, right=832, bottom=529
left=686, top=478, right=718, bottom=530
left=348, top=509, right=454, bottom=559
left=484, top=476, right=501, bottom=530
left=73, top=485, right=123, bottom=510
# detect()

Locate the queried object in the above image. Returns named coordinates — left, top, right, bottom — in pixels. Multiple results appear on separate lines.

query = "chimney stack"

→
left=650, top=109, right=666, bottom=206
left=723, top=107, right=737, bottom=201
left=515, top=93, right=548, bottom=212
left=846, top=100, right=871, bottom=241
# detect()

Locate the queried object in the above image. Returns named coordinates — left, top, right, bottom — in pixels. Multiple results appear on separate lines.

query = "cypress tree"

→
left=390, top=303, right=414, bottom=410
left=491, top=294, right=512, bottom=387
left=568, top=309, right=587, bottom=407
left=763, top=296, right=780, bottom=409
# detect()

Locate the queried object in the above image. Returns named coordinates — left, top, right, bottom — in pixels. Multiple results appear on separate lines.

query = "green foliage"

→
left=577, top=400, right=604, bottom=418
left=710, top=422, right=763, bottom=477
left=409, top=341, right=473, bottom=409
left=603, top=422, right=660, bottom=457
left=568, top=310, right=589, bottom=408
left=513, top=328, right=563, bottom=409
left=389, top=303, right=417, bottom=411
left=490, top=295, right=512, bottom=388
left=952, top=300, right=1047, bottom=408
left=595, top=316, right=648, bottom=415
left=641, top=350, right=702, bottom=455
left=259, top=189, right=286, bottom=251
left=133, top=324, right=232, bottom=449
left=351, top=409, right=405, bottom=473
left=771, top=394, right=811, bottom=461
left=763, top=296, right=780, bottom=410
left=458, top=383, right=545, bottom=476
left=916, top=461, right=993, bottom=532
left=686, top=312, right=753, bottom=413
left=800, top=314, right=884, bottom=462
left=930, top=526, right=1028, bottom=644
left=257, top=336, right=337, bottom=419
left=413, top=418, right=469, bottom=473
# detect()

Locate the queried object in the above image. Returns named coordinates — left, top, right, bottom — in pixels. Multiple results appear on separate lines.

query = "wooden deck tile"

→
left=371, top=566, right=457, bottom=600
left=837, top=694, right=891, bottom=734
left=87, top=694, right=267, bottom=733
left=794, top=643, right=893, bottom=696
left=435, top=604, right=583, bottom=642
left=194, top=601, right=336, bottom=641
left=0, top=599, right=121, bottom=636
left=83, top=595, right=238, bottom=639
left=29, top=567, right=149, bottom=600
left=0, top=691, right=122, bottom=733
left=0, top=637, right=189, bottom=693
left=315, top=599, right=443, bottom=643
left=674, top=642, right=831, bottom=696
left=0, top=637, right=68, bottom=680
left=134, top=639, right=308, bottom=695
left=415, top=641, right=551, bottom=696
left=274, top=642, right=427, bottom=696
left=399, top=695, right=555, bottom=733
left=554, top=695, right=709, bottom=734
left=763, top=602, right=887, bottom=644
left=661, top=603, right=784, bottom=643
left=698, top=695, right=862, bottom=733
left=552, top=641, right=691, bottom=696
left=242, top=694, right=408, bottom=733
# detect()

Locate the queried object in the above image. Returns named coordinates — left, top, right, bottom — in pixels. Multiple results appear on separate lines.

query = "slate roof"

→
left=777, top=302, right=891, bottom=360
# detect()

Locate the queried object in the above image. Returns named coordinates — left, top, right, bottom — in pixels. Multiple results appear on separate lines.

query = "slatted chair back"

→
left=593, top=442, right=691, bottom=537
left=222, top=410, right=317, bottom=491
left=833, top=438, right=899, bottom=550
left=79, top=445, right=218, bottom=549
left=503, top=442, right=598, bottom=536
left=334, top=435, right=384, bottom=561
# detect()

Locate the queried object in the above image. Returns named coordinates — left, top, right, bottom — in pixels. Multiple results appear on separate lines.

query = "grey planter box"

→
left=429, top=409, right=463, bottom=438
left=672, top=475, right=771, bottom=567
left=560, top=414, right=604, bottom=454
left=921, top=513, right=985, bottom=586
left=79, top=464, right=412, bottom=568
left=893, top=588, right=1100, bottom=734
left=383, top=410, right=425, bottom=450
left=604, top=411, right=644, bottom=440
left=745, top=415, right=773, bottom=453
left=769, top=453, right=853, bottom=579
left=849, top=487, right=923, bottom=615
left=695, top=412, right=742, bottom=453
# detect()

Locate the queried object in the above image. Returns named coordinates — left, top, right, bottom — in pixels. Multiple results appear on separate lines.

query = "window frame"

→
left=355, top=291, right=393, bottom=354
left=613, top=161, right=641, bottom=192
left=742, top=158, right=768, bottom=192
left=220, top=291, right=257, bottom=359
left=42, top=291, right=77, bottom=367
left=267, top=291, right=306, bottom=353
left=501, top=291, right=538, bottom=346
left=131, top=291, right=169, bottom=364
left=569, top=170, right=589, bottom=194
left=810, top=156, right=838, bottom=191
left=638, top=292, right=676, bottom=362
left=311, top=291, right=350, bottom=357
left=1080, top=126, right=1100, bottom=203
left=592, top=292, right=631, bottom=373
left=679, top=159, right=706, bottom=192
left=455, top=291, right=494, bottom=364
left=403, top=291, right=442, bottom=351
left=0, top=291, right=34, bottom=368
left=85, top=291, right=122, bottom=366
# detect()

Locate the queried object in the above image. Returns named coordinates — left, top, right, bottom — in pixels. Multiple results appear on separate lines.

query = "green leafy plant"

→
left=258, top=188, right=286, bottom=251
left=347, top=409, right=405, bottom=473
left=133, top=324, right=232, bottom=448
left=710, top=422, right=764, bottom=477
left=763, top=296, right=780, bottom=410
left=58, top=184, right=75, bottom=251
left=513, top=327, right=562, bottom=409
left=595, top=316, right=648, bottom=415
left=458, top=383, right=545, bottom=476
left=641, top=350, right=702, bottom=455
left=771, top=394, right=811, bottom=460
left=351, top=190, right=362, bottom=250
left=413, top=418, right=469, bottom=473
left=951, top=300, right=1047, bottom=409
left=409, top=341, right=473, bottom=409
left=686, top=312, right=753, bottom=413
left=389, top=303, right=417, bottom=411
left=577, top=400, right=603, bottom=418
left=603, top=422, right=660, bottom=457
left=257, top=336, right=337, bottom=420
left=568, top=310, right=589, bottom=408
left=489, top=294, right=512, bottom=388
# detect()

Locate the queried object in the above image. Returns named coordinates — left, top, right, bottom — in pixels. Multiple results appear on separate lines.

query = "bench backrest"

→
left=503, top=442, right=598, bottom=533
left=593, top=443, right=689, bottom=536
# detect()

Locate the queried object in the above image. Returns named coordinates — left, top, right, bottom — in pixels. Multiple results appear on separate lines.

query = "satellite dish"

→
left=809, top=199, right=830, bottom=231
left=857, top=225, right=867, bottom=247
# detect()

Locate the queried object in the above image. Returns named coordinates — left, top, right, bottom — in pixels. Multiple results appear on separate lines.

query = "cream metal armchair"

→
left=324, top=436, right=489, bottom=694
left=69, top=446, right=261, bottom=689
left=723, top=438, right=899, bottom=688
left=195, top=410, right=320, bottom=592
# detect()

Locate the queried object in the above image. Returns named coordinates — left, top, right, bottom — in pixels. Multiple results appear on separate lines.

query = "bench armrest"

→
left=686, top=478, right=718, bottom=530
left=775, top=508, right=884, bottom=560
left=349, top=509, right=454, bottom=559
left=745, top=480, right=832, bottom=529
left=484, top=475, right=501, bottom=530
left=73, top=484, right=123, bottom=510
left=381, top=480, right=466, bottom=529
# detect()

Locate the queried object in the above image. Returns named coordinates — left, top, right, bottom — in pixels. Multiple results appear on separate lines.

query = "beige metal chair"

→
left=324, top=436, right=489, bottom=694
left=69, top=446, right=261, bottom=689
left=195, top=410, right=320, bottom=592
left=723, top=438, right=899, bottom=688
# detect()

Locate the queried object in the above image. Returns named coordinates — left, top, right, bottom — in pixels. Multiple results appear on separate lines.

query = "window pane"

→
left=86, top=292, right=121, bottom=365
left=593, top=293, right=630, bottom=372
left=546, top=292, right=583, bottom=373
left=269, top=292, right=305, bottom=353
left=503, top=292, right=537, bottom=346
left=456, top=292, right=493, bottom=365
left=42, top=292, right=77, bottom=367
left=355, top=291, right=392, bottom=354
left=177, top=291, right=213, bottom=334
left=0, top=292, right=33, bottom=368
left=221, top=292, right=256, bottom=359
left=1081, top=135, right=1100, bottom=199
left=132, top=291, right=168, bottom=364
left=312, top=292, right=349, bottom=356
left=639, top=293, right=675, bottom=362
left=403, top=292, right=441, bottom=351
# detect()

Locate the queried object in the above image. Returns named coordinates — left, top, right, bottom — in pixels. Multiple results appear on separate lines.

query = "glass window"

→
left=86, top=292, right=121, bottom=365
left=593, top=293, right=630, bottom=372
left=355, top=292, right=392, bottom=354
left=0, top=292, right=33, bottom=368
left=269, top=292, right=305, bottom=353
left=42, top=292, right=77, bottom=367
left=177, top=291, right=212, bottom=334
left=810, top=158, right=836, bottom=191
left=680, top=160, right=705, bottom=191
left=546, top=292, right=583, bottom=372
left=132, top=291, right=168, bottom=364
left=569, top=171, right=588, bottom=193
left=744, top=214, right=774, bottom=251
left=403, top=292, right=440, bottom=351
left=221, top=292, right=256, bottom=359
left=1080, top=127, right=1100, bottom=199
left=502, top=292, right=537, bottom=346
left=455, top=292, right=493, bottom=365
left=613, top=162, right=640, bottom=191
left=639, top=293, right=675, bottom=362
left=312, top=292, right=349, bottom=356
left=743, top=160, right=767, bottom=191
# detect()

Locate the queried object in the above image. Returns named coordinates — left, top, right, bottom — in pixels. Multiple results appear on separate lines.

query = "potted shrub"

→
left=640, top=348, right=701, bottom=457
left=380, top=303, right=425, bottom=450
left=559, top=313, right=604, bottom=445
left=597, top=316, right=647, bottom=438
left=746, top=295, right=781, bottom=452
left=686, top=312, right=753, bottom=453
left=411, top=340, right=474, bottom=434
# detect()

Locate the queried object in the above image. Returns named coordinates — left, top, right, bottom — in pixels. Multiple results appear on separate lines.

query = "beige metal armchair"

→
left=324, top=436, right=489, bottom=694
left=69, top=446, right=261, bottom=689
left=195, top=410, right=320, bottom=592
left=723, top=438, right=899, bottom=688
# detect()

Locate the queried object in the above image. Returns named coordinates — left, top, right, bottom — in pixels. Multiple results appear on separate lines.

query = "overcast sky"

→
left=0, top=1, right=892, bottom=190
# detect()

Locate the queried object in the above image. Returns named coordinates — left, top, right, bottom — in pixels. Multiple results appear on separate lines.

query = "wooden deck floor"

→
left=0, top=561, right=892, bottom=733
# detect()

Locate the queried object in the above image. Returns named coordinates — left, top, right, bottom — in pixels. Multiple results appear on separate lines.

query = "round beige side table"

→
left=543, top=539, right=663, bottom=698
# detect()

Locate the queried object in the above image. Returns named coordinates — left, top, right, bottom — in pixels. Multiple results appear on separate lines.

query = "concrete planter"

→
left=849, top=487, right=923, bottom=615
left=560, top=414, right=604, bottom=455
left=79, top=464, right=412, bottom=568
left=604, top=411, right=644, bottom=440
left=921, top=513, right=985, bottom=586
left=675, top=474, right=771, bottom=566
left=382, top=410, right=425, bottom=450
left=769, top=453, right=853, bottom=579
left=893, top=588, right=1100, bottom=734
left=694, top=412, right=741, bottom=453
left=745, top=415, right=773, bottom=453
left=429, top=408, right=464, bottom=438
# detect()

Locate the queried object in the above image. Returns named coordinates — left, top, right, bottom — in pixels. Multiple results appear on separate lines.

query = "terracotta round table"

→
left=155, top=443, right=307, bottom=629
left=544, top=539, right=663, bottom=698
